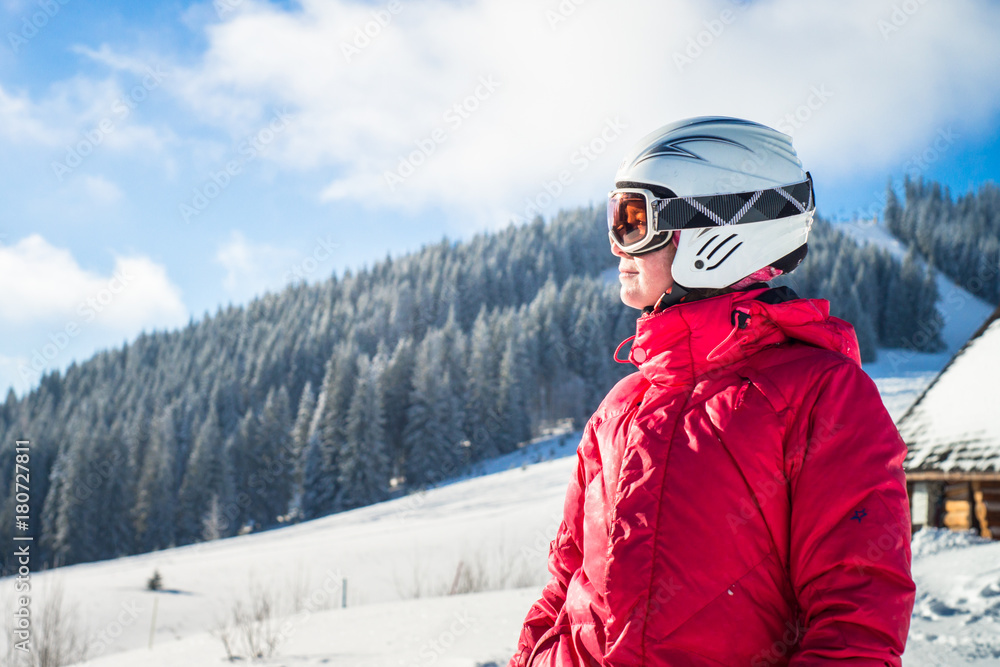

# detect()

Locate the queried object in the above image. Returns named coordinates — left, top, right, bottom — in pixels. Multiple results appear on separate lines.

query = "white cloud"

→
left=72, top=43, right=159, bottom=76
left=0, top=235, right=190, bottom=394
left=215, top=230, right=300, bottom=302
left=0, top=234, right=188, bottom=332
left=79, top=174, right=124, bottom=204
left=170, top=0, right=1000, bottom=229
left=0, top=83, right=60, bottom=145
left=0, top=55, right=172, bottom=159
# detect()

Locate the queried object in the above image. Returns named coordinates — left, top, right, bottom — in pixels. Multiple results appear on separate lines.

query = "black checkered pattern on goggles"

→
left=607, top=173, right=814, bottom=255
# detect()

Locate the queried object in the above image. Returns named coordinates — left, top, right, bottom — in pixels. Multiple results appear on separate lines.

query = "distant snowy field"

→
left=3, top=222, right=996, bottom=666
left=3, top=433, right=1000, bottom=666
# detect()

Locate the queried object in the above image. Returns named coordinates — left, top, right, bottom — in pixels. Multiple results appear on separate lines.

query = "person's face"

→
left=611, top=238, right=676, bottom=310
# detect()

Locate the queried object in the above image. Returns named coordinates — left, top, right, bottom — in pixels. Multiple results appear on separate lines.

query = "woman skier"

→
left=510, top=117, right=916, bottom=666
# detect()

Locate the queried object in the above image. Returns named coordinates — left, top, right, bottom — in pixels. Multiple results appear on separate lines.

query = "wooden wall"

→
left=907, top=479, right=999, bottom=539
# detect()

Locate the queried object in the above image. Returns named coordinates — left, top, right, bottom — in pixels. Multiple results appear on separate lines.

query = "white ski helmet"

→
left=608, top=116, right=815, bottom=290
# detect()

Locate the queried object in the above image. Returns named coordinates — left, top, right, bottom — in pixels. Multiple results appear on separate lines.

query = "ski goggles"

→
left=608, top=173, right=814, bottom=255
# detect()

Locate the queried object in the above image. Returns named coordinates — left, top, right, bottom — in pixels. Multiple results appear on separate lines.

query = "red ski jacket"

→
left=511, top=287, right=915, bottom=666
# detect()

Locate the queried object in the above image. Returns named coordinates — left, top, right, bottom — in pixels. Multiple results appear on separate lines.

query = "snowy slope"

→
left=0, top=443, right=575, bottom=665
left=834, top=218, right=996, bottom=419
left=58, top=588, right=540, bottom=667
left=4, top=434, right=1000, bottom=665
left=833, top=218, right=995, bottom=353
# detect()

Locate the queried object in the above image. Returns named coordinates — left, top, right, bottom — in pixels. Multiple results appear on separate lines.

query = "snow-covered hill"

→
left=0, top=436, right=575, bottom=666
left=835, top=218, right=996, bottom=420
left=833, top=218, right=994, bottom=352
left=3, top=428, right=1000, bottom=665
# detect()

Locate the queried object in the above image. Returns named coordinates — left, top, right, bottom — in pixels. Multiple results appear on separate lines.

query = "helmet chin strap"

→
left=646, top=284, right=689, bottom=313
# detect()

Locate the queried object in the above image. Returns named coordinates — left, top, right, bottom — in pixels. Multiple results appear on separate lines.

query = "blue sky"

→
left=1, top=0, right=999, bottom=396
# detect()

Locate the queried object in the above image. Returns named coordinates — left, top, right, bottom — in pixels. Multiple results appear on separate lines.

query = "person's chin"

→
left=619, top=287, right=645, bottom=310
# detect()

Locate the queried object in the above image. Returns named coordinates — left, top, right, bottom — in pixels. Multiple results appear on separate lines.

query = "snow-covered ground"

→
left=906, top=529, right=1000, bottom=666
left=3, top=223, right=995, bottom=666
left=0, top=441, right=575, bottom=667
left=6, top=451, right=1000, bottom=666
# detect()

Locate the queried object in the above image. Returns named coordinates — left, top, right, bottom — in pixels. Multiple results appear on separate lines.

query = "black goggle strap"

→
left=651, top=173, right=814, bottom=231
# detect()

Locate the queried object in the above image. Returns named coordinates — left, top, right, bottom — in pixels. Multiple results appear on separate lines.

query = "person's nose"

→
left=610, top=239, right=628, bottom=259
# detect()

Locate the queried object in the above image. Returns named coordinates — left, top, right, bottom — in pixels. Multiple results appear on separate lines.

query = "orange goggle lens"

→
left=608, top=192, right=651, bottom=247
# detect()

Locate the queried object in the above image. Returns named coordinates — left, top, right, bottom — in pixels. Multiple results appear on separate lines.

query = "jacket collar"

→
left=627, top=287, right=860, bottom=386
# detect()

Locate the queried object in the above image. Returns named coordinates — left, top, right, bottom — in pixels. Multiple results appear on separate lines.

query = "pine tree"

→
left=378, top=337, right=416, bottom=479
left=50, top=426, right=104, bottom=565
left=884, top=181, right=902, bottom=235
left=880, top=247, right=918, bottom=348
left=102, top=418, right=136, bottom=557
left=337, top=355, right=391, bottom=509
left=496, top=327, right=532, bottom=454
left=176, top=405, right=231, bottom=544
left=914, top=265, right=946, bottom=353
left=301, top=346, right=357, bottom=519
left=403, top=330, right=467, bottom=487
left=39, top=445, right=71, bottom=567
left=832, top=286, right=878, bottom=363
left=133, top=409, right=178, bottom=552
left=465, top=309, right=501, bottom=462
left=257, top=386, right=293, bottom=521
left=288, top=381, right=316, bottom=516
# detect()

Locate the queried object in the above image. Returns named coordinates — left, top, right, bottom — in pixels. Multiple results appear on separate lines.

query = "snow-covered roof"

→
left=900, top=305, right=1000, bottom=474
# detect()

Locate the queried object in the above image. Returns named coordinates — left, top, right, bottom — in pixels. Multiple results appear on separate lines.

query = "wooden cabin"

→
left=898, top=305, right=1000, bottom=539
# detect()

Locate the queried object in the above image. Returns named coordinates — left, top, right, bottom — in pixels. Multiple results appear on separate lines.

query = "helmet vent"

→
left=698, top=235, right=717, bottom=255
left=706, top=234, right=738, bottom=260
left=707, top=242, right=743, bottom=270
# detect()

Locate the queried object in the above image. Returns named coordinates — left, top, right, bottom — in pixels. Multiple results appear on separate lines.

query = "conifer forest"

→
left=1, top=178, right=985, bottom=573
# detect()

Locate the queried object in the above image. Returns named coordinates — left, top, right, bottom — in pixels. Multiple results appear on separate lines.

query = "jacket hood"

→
left=627, top=287, right=860, bottom=385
